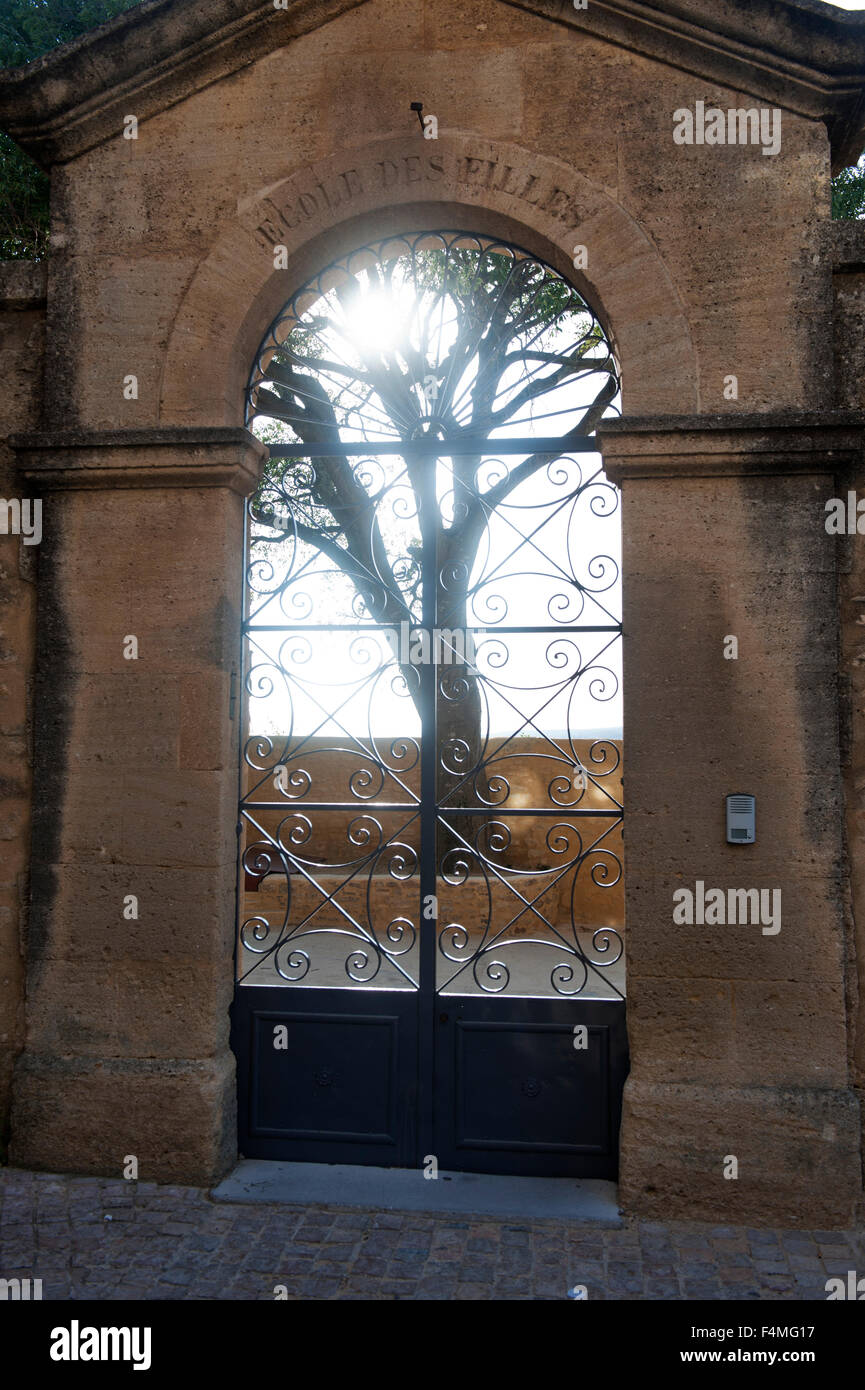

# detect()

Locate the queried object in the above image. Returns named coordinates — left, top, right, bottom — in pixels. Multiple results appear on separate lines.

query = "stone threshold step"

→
left=212, top=1159, right=621, bottom=1224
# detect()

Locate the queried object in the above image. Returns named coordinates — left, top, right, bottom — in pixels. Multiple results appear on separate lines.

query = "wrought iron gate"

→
left=232, top=432, right=627, bottom=1177
left=231, top=232, right=627, bottom=1176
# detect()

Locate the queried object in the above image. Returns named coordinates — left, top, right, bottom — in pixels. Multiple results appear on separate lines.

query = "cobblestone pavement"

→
left=1, top=1168, right=863, bottom=1300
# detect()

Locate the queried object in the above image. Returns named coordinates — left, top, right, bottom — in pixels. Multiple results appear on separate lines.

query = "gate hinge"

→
left=229, top=668, right=238, bottom=721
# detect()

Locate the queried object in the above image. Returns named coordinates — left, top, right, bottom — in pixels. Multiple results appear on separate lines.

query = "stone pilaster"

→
left=598, top=412, right=865, bottom=1225
left=8, top=428, right=266, bottom=1184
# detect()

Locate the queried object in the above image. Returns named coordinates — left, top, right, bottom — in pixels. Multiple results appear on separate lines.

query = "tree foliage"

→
left=832, top=159, right=865, bottom=221
left=0, top=136, right=49, bottom=258
left=0, top=0, right=141, bottom=258
left=0, top=0, right=139, bottom=64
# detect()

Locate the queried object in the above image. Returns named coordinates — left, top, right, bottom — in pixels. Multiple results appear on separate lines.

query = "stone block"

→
left=619, top=1077, right=862, bottom=1226
left=623, top=871, right=844, bottom=983
left=626, top=976, right=848, bottom=1088
left=9, top=1053, right=237, bottom=1185
left=69, top=673, right=181, bottom=767
left=22, top=958, right=234, bottom=1060
left=25, top=862, right=235, bottom=962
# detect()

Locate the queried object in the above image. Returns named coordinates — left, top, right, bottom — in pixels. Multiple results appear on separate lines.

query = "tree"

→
left=248, top=235, right=619, bottom=840
left=0, top=0, right=141, bottom=258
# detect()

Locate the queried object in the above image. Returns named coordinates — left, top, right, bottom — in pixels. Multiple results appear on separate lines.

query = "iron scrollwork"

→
left=237, top=231, right=624, bottom=997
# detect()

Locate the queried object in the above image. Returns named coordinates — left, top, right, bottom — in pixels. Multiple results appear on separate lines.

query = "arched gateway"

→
left=233, top=231, right=627, bottom=1173
left=3, top=0, right=865, bottom=1227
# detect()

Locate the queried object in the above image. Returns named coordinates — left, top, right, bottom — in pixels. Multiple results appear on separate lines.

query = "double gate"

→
left=232, top=434, right=628, bottom=1177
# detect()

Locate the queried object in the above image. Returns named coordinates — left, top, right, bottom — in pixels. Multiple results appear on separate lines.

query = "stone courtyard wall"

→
left=1, top=0, right=864, bottom=1221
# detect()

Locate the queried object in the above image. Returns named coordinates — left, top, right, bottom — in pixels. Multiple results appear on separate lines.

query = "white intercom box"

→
left=726, top=794, right=755, bottom=844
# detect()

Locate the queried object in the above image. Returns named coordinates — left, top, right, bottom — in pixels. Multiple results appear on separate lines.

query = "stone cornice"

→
left=597, top=412, right=865, bottom=481
left=0, top=0, right=863, bottom=169
left=11, top=427, right=268, bottom=493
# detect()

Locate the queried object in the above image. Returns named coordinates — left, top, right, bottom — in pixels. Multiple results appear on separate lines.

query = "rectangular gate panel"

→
left=433, top=998, right=628, bottom=1177
left=233, top=986, right=418, bottom=1166
left=455, top=1021, right=609, bottom=1151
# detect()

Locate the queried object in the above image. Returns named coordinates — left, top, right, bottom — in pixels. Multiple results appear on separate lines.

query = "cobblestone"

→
left=1, top=1168, right=863, bottom=1300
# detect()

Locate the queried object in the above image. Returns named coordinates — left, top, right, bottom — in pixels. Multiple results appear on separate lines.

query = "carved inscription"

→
left=252, top=151, right=584, bottom=247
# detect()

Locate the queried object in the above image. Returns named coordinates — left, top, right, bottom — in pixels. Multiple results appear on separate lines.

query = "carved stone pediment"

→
left=0, top=0, right=864, bottom=169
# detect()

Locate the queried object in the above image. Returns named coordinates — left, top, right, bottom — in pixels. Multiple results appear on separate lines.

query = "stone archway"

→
left=232, top=225, right=629, bottom=1175
left=160, top=136, right=698, bottom=428
left=155, top=141, right=691, bottom=1189
left=12, top=134, right=692, bottom=1194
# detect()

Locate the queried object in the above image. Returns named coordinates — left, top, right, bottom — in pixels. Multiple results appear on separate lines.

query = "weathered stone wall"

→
left=833, top=224, right=865, bottom=413
left=3, top=0, right=863, bottom=1220
left=0, top=262, right=44, bottom=1156
left=602, top=417, right=862, bottom=1227
left=834, top=221, right=865, bottom=1205
left=45, top=0, right=830, bottom=432
left=8, top=432, right=264, bottom=1184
